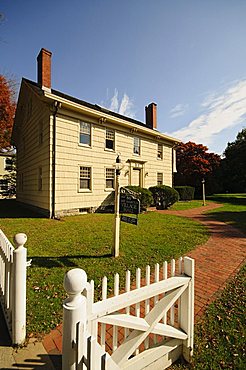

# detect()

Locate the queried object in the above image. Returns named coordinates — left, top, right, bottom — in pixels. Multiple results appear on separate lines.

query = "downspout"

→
left=51, top=101, right=61, bottom=219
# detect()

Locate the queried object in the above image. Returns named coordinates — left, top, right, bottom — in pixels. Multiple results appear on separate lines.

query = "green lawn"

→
left=172, top=263, right=246, bottom=370
left=0, top=199, right=208, bottom=335
left=170, top=200, right=212, bottom=211
left=207, top=193, right=246, bottom=233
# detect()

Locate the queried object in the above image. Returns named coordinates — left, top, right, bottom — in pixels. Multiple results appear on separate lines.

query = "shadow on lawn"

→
left=31, top=254, right=112, bottom=268
left=0, top=199, right=42, bottom=218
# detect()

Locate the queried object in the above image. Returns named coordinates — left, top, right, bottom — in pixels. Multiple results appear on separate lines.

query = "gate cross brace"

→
left=111, top=284, right=187, bottom=366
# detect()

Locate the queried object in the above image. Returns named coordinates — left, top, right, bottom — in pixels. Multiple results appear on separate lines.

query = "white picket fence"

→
left=62, top=256, right=195, bottom=370
left=0, top=229, right=28, bottom=344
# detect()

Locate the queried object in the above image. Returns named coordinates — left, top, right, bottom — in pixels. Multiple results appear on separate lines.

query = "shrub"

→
left=149, top=185, right=179, bottom=209
left=175, top=186, right=195, bottom=201
left=125, top=186, right=153, bottom=211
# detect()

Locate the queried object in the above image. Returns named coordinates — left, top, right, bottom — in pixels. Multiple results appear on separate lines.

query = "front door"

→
left=131, top=169, right=141, bottom=186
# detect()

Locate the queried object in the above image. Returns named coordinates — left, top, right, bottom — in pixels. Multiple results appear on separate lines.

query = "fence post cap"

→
left=13, top=233, right=27, bottom=248
left=64, top=268, right=87, bottom=295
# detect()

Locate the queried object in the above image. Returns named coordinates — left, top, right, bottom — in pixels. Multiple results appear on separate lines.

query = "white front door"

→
left=131, top=169, right=141, bottom=186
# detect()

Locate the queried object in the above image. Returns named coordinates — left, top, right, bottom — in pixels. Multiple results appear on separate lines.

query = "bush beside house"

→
left=125, top=186, right=153, bottom=211
left=149, top=185, right=179, bottom=209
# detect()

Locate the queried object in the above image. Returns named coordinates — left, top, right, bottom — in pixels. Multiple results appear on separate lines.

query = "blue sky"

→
left=1, top=0, right=246, bottom=154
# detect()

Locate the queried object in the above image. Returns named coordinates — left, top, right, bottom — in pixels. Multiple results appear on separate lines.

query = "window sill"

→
left=78, top=143, right=92, bottom=149
left=78, top=189, right=92, bottom=193
left=104, top=188, right=115, bottom=192
left=104, top=148, right=115, bottom=153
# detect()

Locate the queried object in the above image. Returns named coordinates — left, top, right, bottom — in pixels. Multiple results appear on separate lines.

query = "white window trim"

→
left=157, top=144, right=163, bottom=160
left=133, top=137, right=141, bottom=156
left=78, top=121, right=93, bottom=148
left=78, top=165, right=93, bottom=193
left=105, top=167, right=115, bottom=191
left=105, top=128, right=116, bottom=152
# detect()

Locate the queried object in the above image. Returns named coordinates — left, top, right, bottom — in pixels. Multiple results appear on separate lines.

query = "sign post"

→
left=112, top=155, right=122, bottom=258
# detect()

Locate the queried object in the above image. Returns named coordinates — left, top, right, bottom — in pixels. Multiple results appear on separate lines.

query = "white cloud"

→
left=103, top=89, right=135, bottom=118
left=169, top=80, right=246, bottom=150
left=169, top=103, right=189, bottom=118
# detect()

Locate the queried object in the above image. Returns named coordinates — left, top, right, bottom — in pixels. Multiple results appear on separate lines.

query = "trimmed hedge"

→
left=125, top=186, right=153, bottom=211
left=175, top=186, right=195, bottom=201
left=149, top=185, right=179, bottom=209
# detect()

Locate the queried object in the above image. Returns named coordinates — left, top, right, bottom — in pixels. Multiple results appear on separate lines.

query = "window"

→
left=80, top=166, right=91, bottom=190
left=5, top=158, right=13, bottom=171
left=0, top=179, right=8, bottom=192
left=38, top=167, right=43, bottom=191
left=105, top=129, right=115, bottom=150
left=133, top=137, right=140, bottom=155
left=157, top=144, right=163, bottom=159
left=157, top=172, right=163, bottom=186
left=39, top=121, right=43, bottom=145
left=106, top=168, right=115, bottom=189
left=80, top=121, right=91, bottom=146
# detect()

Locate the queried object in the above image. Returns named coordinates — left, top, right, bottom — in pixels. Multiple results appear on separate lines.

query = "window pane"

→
left=133, top=137, right=140, bottom=155
left=106, top=129, right=115, bottom=150
left=80, top=167, right=91, bottom=190
left=80, top=122, right=91, bottom=145
left=157, top=144, right=163, bottom=159
left=157, top=172, right=163, bottom=185
left=106, top=168, right=115, bottom=188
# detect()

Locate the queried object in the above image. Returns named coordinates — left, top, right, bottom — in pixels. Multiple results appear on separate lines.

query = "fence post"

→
left=180, top=256, right=195, bottom=362
left=12, top=233, right=27, bottom=345
left=62, top=268, right=87, bottom=370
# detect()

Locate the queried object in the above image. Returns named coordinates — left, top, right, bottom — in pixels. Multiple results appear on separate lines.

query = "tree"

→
left=0, top=75, right=16, bottom=149
left=175, top=141, right=221, bottom=195
left=3, top=155, right=16, bottom=197
left=221, top=128, right=246, bottom=192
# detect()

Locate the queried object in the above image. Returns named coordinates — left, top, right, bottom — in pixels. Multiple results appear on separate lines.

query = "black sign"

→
left=121, top=215, right=138, bottom=225
left=120, top=193, right=140, bottom=215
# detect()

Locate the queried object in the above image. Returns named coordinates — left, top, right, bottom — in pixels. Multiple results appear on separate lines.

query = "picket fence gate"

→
left=62, top=256, right=194, bottom=370
left=0, top=229, right=29, bottom=344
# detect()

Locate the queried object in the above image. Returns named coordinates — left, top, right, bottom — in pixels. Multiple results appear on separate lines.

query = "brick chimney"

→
left=145, top=102, right=157, bottom=130
left=37, top=48, right=52, bottom=89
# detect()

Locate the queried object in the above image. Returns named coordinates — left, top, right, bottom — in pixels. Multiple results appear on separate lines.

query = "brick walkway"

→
left=43, top=203, right=246, bottom=358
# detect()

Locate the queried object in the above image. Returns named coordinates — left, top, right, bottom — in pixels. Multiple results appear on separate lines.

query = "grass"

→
left=207, top=193, right=246, bottom=233
left=172, top=264, right=246, bottom=370
left=170, top=200, right=211, bottom=211
left=0, top=199, right=208, bottom=335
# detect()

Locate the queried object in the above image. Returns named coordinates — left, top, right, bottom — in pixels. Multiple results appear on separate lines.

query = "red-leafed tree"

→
left=175, top=141, right=221, bottom=194
left=0, top=75, right=16, bottom=150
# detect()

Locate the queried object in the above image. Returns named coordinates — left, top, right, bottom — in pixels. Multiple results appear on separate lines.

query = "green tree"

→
left=3, top=155, right=16, bottom=197
left=221, top=128, right=246, bottom=192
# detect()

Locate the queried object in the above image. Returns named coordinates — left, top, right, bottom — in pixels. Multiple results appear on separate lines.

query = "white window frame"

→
left=79, top=166, right=92, bottom=192
left=38, top=167, right=43, bottom=191
left=105, top=168, right=115, bottom=190
left=157, top=172, right=163, bottom=186
left=79, top=121, right=92, bottom=146
left=157, top=144, right=163, bottom=160
left=133, top=137, right=141, bottom=156
left=105, top=129, right=115, bottom=151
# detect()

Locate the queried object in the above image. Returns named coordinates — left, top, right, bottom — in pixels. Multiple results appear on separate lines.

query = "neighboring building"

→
left=12, top=48, right=180, bottom=217
left=0, top=150, right=15, bottom=197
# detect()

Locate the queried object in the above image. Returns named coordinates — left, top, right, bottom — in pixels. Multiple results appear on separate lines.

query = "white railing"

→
left=0, top=230, right=28, bottom=345
left=62, top=256, right=194, bottom=370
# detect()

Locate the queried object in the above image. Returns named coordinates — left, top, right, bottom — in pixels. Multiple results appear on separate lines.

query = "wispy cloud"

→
left=169, top=103, right=189, bottom=118
left=169, top=80, right=246, bottom=150
left=102, top=89, right=136, bottom=118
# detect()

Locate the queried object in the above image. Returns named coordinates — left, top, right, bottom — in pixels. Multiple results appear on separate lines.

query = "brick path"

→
left=43, top=203, right=246, bottom=358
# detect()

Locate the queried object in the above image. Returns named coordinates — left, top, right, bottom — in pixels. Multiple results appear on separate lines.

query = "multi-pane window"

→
left=80, top=166, right=91, bottom=190
left=157, top=144, right=163, bottom=159
left=105, top=129, right=115, bottom=150
left=38, top=167, right=43, bottom=191
left=133, top=137, right=140, bottom=155
left=80, top=121, right=91, bottom=145
left=106, top=168, right=115, bottom=189
left=39, top=121, right=43, bottom=145
left=0, top=179, right=8, bottom=193
left=157, top=172, right=163, bottom=186
left=5, top=158, right=13, bottom=171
